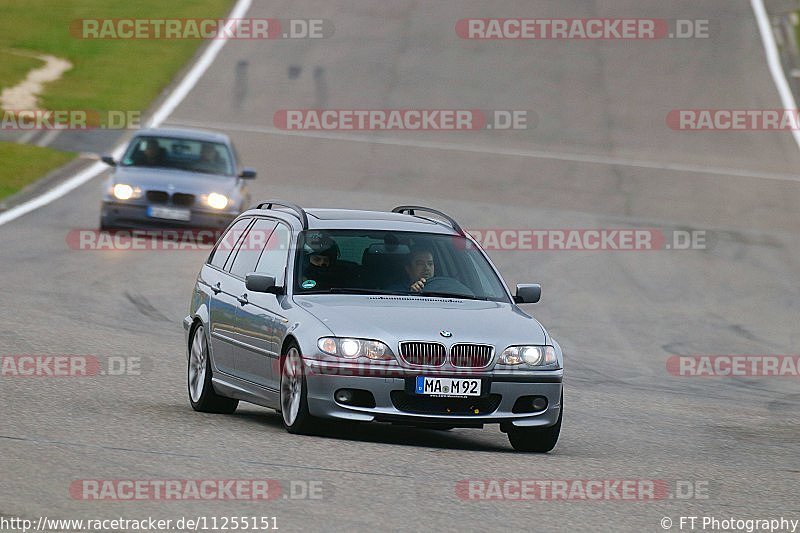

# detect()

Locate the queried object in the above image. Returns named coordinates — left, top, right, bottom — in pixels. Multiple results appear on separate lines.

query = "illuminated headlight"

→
left=499, top=345, right=557, bottom=367
left=317, top=337, right=394, bottom=361
left=206, top=192, right=229, bottom=210
left=340, top=339, right=360, bottom=358
left=112, top=183, right=141, bottom=200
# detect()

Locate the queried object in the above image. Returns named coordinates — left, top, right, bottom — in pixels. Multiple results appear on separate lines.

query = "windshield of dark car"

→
left=294, top=230, right=511, bottom=302
left=120, top=136, right=234, bottom=175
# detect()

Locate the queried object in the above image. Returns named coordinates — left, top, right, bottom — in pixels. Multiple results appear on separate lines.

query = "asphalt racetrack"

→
left=1, top=1, right=799, bottom=531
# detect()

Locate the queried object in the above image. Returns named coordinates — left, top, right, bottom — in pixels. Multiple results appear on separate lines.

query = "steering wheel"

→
left=420, top=276, right=475, bottom=297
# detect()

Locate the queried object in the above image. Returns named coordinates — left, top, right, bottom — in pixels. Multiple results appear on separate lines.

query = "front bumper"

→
left=101, top=200, right=237, bottom=229
left=303, top=359, right=563, bottom=428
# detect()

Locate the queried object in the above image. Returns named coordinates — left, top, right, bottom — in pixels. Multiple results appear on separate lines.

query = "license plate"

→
left=147, top=205, right=191, bottom=221
left=415, top=376, right=481, bottom=397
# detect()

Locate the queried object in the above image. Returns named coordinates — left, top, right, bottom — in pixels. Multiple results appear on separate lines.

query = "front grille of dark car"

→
left=450, top=344, right=494, bottom=368
left=171, top=193, right=195, bottom=207
left=146, top=190, right=169, bottom=203
left=390, top=391, right=502, bottom=415
left=399, top=342, right=446, bottom=366
left=145, top=191, right=196, bottom=207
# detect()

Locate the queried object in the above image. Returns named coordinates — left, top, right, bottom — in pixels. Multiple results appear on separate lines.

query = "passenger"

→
left=300, top=233, right=348, bottom=290
left=197, top=142, right=225, bottom=174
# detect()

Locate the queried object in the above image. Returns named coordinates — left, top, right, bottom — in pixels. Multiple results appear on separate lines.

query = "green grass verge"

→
left=0, top=0, right=233, bottom=202
left=0, top=51, right=42, bottom=94
left=0, top=144, right=74, bottom=200
left=0, top=0, right=234, bottom=113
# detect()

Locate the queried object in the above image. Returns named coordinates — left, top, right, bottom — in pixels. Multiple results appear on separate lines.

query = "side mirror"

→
left=245, top=273, right=281, bottom=294
left=239, top=167, right=257, bottom=179
left=514, top=283, right=541, bottom=304
left=101, top=155, right=117, bottom=166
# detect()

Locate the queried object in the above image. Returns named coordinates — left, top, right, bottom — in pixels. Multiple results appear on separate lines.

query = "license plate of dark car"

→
left=147, top=206, right=191, bottom=221
left=415, top=376, right=481, bottom=397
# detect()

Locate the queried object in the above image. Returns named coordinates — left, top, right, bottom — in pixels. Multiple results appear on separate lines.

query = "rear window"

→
left=208, top=218, right=252, bottom=269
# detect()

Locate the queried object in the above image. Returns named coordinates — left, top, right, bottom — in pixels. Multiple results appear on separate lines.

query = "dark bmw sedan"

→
left=99, top=127, right=256, bottom=230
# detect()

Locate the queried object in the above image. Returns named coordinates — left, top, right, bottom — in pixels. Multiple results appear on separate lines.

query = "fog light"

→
left=532, top=397, right=548, bottom=411
left=335, top=389, right=354, bottom=404
left=512, top=395, right=549, bottom=414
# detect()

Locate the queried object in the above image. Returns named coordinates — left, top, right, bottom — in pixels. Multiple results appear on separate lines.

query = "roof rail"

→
left=255, top=200, right=308, bottom=229
left=391, top=205, right=465, bottom=235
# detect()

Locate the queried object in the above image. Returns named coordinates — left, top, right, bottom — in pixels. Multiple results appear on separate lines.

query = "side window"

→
left=254, top=223, right=291, bottom=284
left=208, top=218, right=252, bottom=269
left=229, top=219, right=279, bottom=278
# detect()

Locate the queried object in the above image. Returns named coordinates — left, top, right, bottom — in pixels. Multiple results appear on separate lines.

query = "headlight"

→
left=112, top=183, right=141, bottom=200
left=317, top=337, right=394, bottom=361
left=206, top=192, right=229, bottom=210
left=499, top=345, right=557, bottom=367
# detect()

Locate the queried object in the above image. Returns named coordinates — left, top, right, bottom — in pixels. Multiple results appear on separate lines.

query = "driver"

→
left=402, top=246, right=435, bottom=293
left=133, top=139, right=167, bottom=167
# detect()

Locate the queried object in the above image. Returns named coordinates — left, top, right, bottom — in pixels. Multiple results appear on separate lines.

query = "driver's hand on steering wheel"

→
left=410, top=277, right=427, bottom=292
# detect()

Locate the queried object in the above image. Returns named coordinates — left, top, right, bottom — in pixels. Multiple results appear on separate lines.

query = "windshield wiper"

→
left=417, top=291, right=488, bottom=301
left=327, top=288, right=411, bottom=295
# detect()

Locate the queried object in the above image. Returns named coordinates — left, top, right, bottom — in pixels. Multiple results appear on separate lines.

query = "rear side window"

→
left=229, top=219, right=279, bottom=278
left=254, top=223, right=292, bottom=284
left=208, top=218, right=252, bottom=269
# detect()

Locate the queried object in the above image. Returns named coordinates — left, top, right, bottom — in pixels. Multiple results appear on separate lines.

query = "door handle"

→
left=237, top=293, right=249, bottom=305
left=212, top=282, right=221, bottom=294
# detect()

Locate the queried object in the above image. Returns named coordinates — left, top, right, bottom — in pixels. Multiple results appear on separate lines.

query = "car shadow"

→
left=232, top=409, right=513, bottom=453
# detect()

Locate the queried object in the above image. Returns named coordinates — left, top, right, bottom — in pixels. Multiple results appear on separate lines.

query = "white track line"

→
left=751, top=0, right=800, bottom=149
left=0, top=0, right=252, bottom=227
left=167, top=117, right=800, bottom=183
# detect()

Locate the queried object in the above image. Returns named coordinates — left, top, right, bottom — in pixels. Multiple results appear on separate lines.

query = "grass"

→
left=0, top=51, right=42, bottom=94
left=0, top=143, right=74, bottom=200
left=0, top=0, right=233, bottom=202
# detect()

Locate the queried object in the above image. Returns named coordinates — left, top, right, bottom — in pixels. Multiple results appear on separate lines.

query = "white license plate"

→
left=147, top=206, right=191, bottom=221
left=415, top=376, right=481, bottom=397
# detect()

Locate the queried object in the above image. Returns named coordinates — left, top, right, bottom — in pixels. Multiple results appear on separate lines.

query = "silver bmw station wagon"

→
left=184, top=201, right=563, bottom=452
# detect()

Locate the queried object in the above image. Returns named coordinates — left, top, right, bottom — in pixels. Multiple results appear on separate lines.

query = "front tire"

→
left=188, top=324, right=238, bottom=414
left=507, top=394, right=562, bottom=453
left=280, top=343, right=318, bottom=434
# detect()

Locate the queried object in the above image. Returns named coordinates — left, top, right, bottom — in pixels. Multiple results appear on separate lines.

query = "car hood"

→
left=112, top=166, right=237, bottom=195
left=293, top=294, right=546, bottom=346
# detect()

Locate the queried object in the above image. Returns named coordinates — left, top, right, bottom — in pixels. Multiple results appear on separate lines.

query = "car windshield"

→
left=294, top=230, right=511, bottom=302
left=120, top=136, right=234, bottom=175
